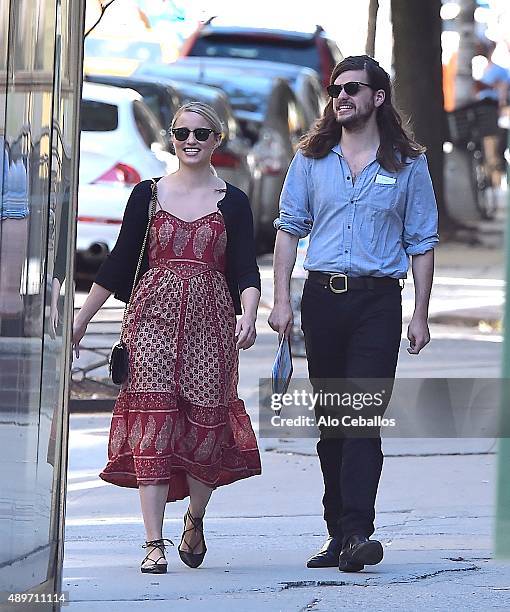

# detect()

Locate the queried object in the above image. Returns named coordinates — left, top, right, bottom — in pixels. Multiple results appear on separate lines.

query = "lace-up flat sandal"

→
left=140, top=538, right=174, bottom=574
left=178, top=509, right=207, bottom=568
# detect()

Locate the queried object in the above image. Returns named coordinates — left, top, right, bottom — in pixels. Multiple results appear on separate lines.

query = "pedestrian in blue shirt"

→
left=474, top=40, right=509, bottom=105
left=269, top=55, right=438, bottom=573
left=474, top=39, right=509, bottom=188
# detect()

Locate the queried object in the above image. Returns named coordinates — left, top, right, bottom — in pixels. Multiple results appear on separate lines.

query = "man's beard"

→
left=336, top=103, right=376, bottom=131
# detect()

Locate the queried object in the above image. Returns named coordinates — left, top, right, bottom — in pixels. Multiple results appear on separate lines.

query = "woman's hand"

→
left=72, top=316, right=88, bottom=359
left=69, top=284, right=113, bottom=358
left=235, top=313, right=257, bottom=350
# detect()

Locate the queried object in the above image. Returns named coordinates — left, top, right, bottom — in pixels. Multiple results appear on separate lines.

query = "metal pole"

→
left=495, top=129, right=510, bottom=558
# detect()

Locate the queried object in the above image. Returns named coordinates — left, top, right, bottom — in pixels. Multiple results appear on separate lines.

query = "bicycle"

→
left=447, top=98, right=501, bottom=220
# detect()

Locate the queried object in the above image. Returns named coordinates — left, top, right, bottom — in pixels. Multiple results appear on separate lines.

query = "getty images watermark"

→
left=258, top=378, right=510, bottom=438
left=268, top=388, right=396, bottom=430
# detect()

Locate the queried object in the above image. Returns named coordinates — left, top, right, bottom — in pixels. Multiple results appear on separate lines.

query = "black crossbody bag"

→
left=109, top=179, right=158, bottom=385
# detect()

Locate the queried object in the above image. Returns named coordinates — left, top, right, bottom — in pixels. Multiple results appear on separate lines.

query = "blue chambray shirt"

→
left=274, top=145, right=439, bottom=277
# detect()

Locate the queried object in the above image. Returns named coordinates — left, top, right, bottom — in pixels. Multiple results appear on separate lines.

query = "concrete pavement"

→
left=63, top=419, right=509, bottom=611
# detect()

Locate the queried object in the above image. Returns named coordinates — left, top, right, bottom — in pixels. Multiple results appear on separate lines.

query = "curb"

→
left=428, top=307, right=502, bottom=329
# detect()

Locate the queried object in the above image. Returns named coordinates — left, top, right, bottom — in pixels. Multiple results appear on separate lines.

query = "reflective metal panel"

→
left=0, top=0, right=85, bottom=607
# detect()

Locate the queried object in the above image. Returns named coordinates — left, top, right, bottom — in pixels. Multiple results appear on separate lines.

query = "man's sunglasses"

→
left=171, top=127, right=219, bottom=142
left=327, top=82, right=373, bottom=98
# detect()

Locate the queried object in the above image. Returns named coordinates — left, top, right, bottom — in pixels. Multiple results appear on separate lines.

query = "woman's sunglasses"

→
left=327, top=82, right=373, bottom=98
left=171, top=127, right=219, bottom=142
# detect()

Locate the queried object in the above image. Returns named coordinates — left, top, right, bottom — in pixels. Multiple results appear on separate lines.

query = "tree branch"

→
left=84, top=0, right=117, bottom=38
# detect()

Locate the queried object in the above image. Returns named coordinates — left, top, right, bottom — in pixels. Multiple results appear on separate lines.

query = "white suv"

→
left=77, top=82, right=177, bottom=277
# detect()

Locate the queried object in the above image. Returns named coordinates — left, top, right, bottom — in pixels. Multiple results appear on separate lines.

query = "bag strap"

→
left=119, top=179, right=158, bottom=339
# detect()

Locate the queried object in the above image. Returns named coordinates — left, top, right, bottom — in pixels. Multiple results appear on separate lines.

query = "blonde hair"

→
left=170, top=101, right=224, bottom=143
left=169, top=102, right=224, bottom=176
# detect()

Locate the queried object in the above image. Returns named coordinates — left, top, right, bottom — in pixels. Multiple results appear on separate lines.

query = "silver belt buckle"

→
left=328, top=273, right=348, bottom=294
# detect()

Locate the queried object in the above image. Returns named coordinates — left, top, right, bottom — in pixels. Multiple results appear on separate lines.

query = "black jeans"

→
left=300, top=278, right=402, bottom=541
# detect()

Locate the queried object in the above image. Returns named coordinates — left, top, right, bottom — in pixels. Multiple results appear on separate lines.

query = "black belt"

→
left=308, top=271, right=401, bottom=293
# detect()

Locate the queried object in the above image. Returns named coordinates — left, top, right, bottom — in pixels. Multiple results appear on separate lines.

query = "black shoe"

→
left=306, top=536, right=343, bottom=568
left=178, top=509, right=207, bottom=569
left=140, top=538, right=174, bottom=574
left=339, top=534, right=383, bottom=573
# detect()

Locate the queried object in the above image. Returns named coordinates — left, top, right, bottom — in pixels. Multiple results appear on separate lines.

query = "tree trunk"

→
left=454, top=0, right=477, bottom=106
left=391, top=0, right=458, bottom=233
left=366, top=0, right=379, bottom=57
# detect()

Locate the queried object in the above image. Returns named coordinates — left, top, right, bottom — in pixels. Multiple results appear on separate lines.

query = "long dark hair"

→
left=299, top=55, right=425, bottom=171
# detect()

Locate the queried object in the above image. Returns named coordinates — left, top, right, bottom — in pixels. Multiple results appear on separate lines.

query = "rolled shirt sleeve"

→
left=274, top=150, right=313, bottom=238
left=402, top=154, right=439, bottom=256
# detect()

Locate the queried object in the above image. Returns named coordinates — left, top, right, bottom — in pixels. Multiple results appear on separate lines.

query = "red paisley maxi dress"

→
left=99, top=206, right=261, bottom=501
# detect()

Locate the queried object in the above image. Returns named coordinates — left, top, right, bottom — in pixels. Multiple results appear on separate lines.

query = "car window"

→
left=80, top=100, right=118, bottom=131
left=303, top=80, right=322, bottom=121
left=189, top=35, right=321, bottom=73
left=134, top=89, right=166, bottom=127
left=132, top=100, right=166, bottom=148
left=135, top=91, right=174, bottom=147
left=205, top=76, right=272, bottom=117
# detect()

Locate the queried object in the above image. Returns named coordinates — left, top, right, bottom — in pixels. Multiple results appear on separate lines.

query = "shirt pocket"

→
left=367, top=182, right=400, bottom=211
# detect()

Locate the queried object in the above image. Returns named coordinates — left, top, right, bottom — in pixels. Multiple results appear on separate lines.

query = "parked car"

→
left=180, top=18, right=343, bottom=88
left=136, top=62, right=308, bottom=249
left=77, top=82, right=177, bottom=276
left=85, top=74, right=181, bottom=150
left=85, top=74, right=253, bottom=197
left=75, top=183, right=133, bottom=279
left=80, top=82, right=176, bottom=185
left=147, top=56, right=327, bottom=128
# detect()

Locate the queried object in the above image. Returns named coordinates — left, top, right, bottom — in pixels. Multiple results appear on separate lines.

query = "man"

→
left=269, top=55, right=438, bottom=573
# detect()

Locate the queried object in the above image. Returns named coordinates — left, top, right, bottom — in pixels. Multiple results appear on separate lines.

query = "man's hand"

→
left=268, top=301, right=294, bottom=338
left=406, top=315, right=430, bottom=354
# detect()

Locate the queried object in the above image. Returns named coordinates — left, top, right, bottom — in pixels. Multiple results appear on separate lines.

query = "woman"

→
left=72, top=102, right=261, bottom=574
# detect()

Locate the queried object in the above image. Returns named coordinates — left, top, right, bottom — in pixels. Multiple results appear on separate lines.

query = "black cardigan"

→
left=94, top=179, right=261, bottom=314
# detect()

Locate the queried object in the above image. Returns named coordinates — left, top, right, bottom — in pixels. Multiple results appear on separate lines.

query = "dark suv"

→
left=180, top=19, right=342, bottom=88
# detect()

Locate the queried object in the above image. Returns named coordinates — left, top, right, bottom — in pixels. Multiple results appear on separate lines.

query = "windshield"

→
left=189, top=35, right=320, bottom=73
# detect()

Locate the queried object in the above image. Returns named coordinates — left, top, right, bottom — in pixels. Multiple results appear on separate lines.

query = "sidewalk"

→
left=64, top=303, right=508, bottom=611
left=428, top=240, right=505, bottom=327
left=63, top=422, right=508, bottom=611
